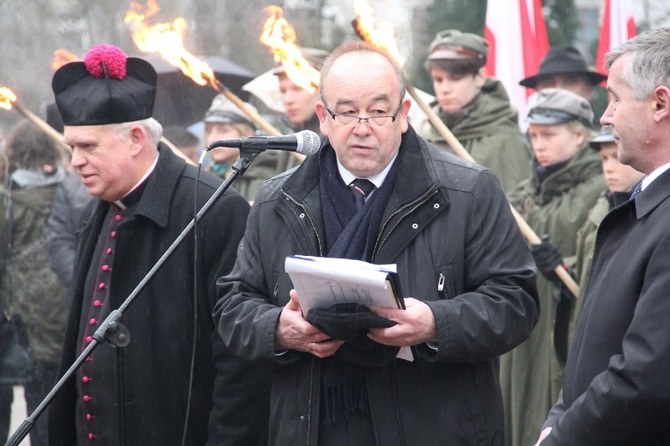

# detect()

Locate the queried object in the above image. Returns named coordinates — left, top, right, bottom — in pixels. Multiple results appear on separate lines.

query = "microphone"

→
left=205, top=130, right=321, bottom=156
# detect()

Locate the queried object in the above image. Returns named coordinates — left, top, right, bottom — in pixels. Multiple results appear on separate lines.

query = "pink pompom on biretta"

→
left=83, top=44, right=128, bottom=79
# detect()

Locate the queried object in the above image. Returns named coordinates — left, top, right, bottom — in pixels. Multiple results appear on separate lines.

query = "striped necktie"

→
left=349, top=178, right=375, bottom=210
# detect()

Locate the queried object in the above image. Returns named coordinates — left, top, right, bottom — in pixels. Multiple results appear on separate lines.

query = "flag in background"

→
left=596, top=0, right=636, bottom=86
left=484, top=0, right=549, bottom=126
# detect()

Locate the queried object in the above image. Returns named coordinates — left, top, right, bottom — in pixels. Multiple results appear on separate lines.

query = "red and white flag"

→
left=484, top=0, right=549, bottom=126
left=596, top=0, right=636, bottom=86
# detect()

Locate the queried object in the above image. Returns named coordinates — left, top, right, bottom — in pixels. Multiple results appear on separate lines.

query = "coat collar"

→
left=87, top=143, right=185, bottom=229
left=282, top=125, right=438, bottom=209
left=132, top=144, right=186, bottom=228
left=633, top=168, right=670, bottom=219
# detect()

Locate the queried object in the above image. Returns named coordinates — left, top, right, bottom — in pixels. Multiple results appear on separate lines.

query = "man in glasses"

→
left=215, top=40, right=539, bottom=445
left=421, top=29, right=532, bottom=193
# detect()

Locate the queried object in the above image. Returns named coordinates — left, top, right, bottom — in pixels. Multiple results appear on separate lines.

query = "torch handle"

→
left=405, top=82, right=579, bottom=298
left=213, top=80, right=305, bottom=162
left=12, top=102, right=69, bottom=151
left=213, top=80, right=281, bottom=136
left=11, top=101, right=74, bottom=173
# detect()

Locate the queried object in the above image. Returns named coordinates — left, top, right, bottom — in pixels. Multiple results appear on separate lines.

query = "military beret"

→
left=526, top=88, right=594, bottom=128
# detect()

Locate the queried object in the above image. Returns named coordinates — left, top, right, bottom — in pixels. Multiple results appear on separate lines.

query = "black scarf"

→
left=317, top=145, right=398, bottom=426
left=319, top=147, right=394, bottom=261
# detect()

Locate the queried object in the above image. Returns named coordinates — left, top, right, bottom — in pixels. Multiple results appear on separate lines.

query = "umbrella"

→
left=146, top=54, right=255, bottom=127
left=242, top=69, right=285, bottom=113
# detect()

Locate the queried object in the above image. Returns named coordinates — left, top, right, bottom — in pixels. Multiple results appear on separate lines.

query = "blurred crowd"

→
left=1, top=25, right=668, bottom=446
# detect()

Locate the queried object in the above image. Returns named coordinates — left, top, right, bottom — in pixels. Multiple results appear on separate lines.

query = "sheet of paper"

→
left=285, top=255, right=414, bottom=362
left=285, top=255, right=400, bottom=314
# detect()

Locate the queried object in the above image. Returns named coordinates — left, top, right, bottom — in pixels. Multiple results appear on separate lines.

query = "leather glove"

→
left=530, top=235, right=564, bottom=284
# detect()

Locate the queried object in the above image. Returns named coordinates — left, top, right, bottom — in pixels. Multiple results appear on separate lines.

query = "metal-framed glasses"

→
left=323, top=101, right=403, bottom=127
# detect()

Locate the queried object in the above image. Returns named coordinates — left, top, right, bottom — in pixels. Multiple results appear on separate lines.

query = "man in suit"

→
left=536, top=27, right=670, bottom=445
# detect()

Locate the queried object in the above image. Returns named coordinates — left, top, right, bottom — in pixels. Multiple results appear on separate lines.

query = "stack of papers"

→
left=284, top=255, right=404, bottom=314
left=285, top=255, right=413, bottom=362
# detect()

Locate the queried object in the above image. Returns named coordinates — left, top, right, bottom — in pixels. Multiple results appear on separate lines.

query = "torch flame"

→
left=260, top=6, right=319, bottom=93
left=0, top=87, right=17, bottom=111
left=353, top=0, right=405, bottom=66
left=51, top=49, right=80, bottom=71
left=124, top=0, right=217, bottom=88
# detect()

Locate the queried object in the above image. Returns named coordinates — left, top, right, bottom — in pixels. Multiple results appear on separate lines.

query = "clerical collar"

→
left=336, top=152, right=398, bottom=190
left=113, top=154, right=159, bottom=210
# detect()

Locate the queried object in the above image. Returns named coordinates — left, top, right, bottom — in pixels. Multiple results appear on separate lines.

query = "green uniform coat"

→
left=423, top=78, right=532, bottom=193
left=501, top=146, right=605, bottom=446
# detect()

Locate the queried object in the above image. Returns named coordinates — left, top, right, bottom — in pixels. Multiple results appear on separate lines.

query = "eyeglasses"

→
left=323, top=101, right=403, bottom=127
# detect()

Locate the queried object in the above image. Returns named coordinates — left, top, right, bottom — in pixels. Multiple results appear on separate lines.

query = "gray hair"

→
left=605, top=27, right=670, bottom=100
left=108, top=118, right=163, bottom=147
left=319, top=41, right=406, bottom=103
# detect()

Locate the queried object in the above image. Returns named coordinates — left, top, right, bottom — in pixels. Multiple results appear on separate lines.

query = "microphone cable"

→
left=181, top=158, right=204, bottom=446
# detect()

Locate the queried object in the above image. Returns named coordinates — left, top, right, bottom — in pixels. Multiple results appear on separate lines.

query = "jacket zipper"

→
left=437, top=273, right=445, bottom=292
left=306, top=356, right=316, bottom=445
left=281, top=190, right=323, bottom=256
left=373, top=188, right=438, bottom=259
left=280, top=190, right=321, bottom=444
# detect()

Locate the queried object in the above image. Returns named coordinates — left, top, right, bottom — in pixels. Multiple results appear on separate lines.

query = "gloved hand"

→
left=306, top=303, right=399, bottom=367
left=307, top=302, right=396, bottom=342
left=530, top=235, right=564, bottom=284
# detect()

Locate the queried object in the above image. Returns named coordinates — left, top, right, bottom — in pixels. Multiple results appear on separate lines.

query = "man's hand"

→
left=275, top=290, right=344, bottom=358
left=368, top=298, right=437, bottom=346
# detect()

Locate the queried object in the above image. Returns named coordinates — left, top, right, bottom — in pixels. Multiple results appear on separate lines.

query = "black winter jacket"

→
left=216, top=126, right=539, bottom=446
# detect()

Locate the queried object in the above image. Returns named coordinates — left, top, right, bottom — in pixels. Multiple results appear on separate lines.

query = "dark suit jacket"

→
left=543, top=168, right=670, bottom=445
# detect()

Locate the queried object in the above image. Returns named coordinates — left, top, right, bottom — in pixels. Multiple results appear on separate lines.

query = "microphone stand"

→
left=4, top=147, right=265, bottom=446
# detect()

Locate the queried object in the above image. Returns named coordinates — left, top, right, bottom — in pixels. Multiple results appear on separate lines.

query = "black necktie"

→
left=349, top=178, right=375, bottom=210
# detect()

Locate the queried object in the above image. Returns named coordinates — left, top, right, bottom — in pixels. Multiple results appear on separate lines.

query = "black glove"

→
left=306, top=302, right=396, bottom=342
left=530, top=235, right=564, bottom=284
left=554, top=282, right=576, bottom=366
left=307, top=303, right=400, bottom=367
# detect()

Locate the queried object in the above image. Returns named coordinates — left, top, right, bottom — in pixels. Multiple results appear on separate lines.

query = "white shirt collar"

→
left=641, top=160, right=670, bottom=191
left=336, top=152, right=399, bottom=190
left=113, top=153, right=159, bottom=210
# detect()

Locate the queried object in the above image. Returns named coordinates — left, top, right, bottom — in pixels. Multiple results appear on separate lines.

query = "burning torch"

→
left=350, top=0, right=578, bottom=297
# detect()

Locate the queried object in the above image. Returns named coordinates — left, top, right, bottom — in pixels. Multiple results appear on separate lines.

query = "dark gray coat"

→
left=542, top=168, right=670, bottom=445
left=47, top=173, right=93, bottom=290
left=48, top=146, right=271, bottom=446
left=216, top=126, right=539, bottom=446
